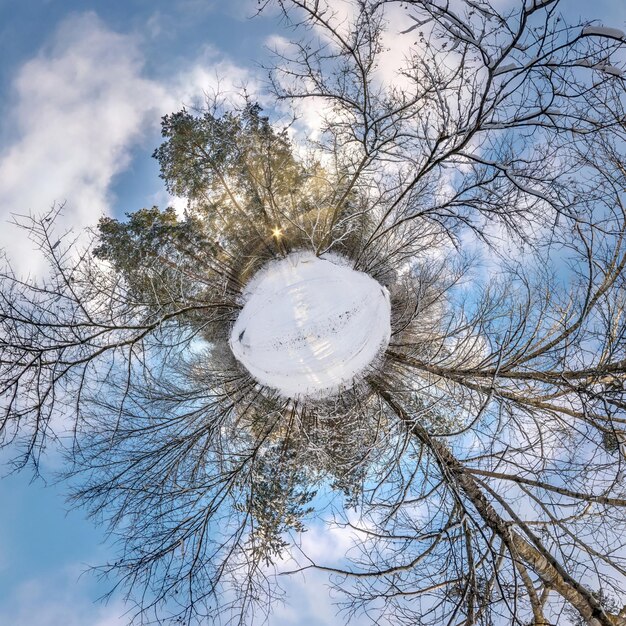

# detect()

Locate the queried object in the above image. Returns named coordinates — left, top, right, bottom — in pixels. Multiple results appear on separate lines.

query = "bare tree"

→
left=1, top=0, right=626, bottom=625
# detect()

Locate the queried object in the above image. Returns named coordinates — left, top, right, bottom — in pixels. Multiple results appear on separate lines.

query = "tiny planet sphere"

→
left=230, top=251, right=391, bottom=398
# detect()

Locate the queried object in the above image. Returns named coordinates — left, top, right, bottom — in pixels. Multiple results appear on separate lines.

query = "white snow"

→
left=492, top=63, right=518, bottom=76
left=582, top=26, right=626, bottom=40
left=230, top=251, right=391, bottom=398
left=594, top=63, right=624, bottom=77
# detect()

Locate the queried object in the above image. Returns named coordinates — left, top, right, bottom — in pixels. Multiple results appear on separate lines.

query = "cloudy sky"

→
left=0, top=1, right=624, bottom=624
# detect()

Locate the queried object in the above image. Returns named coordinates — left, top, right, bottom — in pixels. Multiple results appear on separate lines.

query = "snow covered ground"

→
left=230, top=251, right=391, bottom=398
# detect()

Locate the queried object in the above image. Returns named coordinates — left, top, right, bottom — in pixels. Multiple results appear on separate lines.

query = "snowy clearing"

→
left=230, top=251, right=391, bottom=398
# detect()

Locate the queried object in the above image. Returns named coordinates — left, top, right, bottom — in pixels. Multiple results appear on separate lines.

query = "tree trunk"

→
left=376, top=387, right=626, bottom=626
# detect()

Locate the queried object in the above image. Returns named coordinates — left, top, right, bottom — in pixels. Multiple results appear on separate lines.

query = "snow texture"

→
left=582, top=26, right=626, bottom=40
left=492, top=63, right=518, bottom=76
left=230, top=252, right=391, bottom=398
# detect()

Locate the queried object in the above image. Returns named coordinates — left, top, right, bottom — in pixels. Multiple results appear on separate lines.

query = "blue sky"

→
left=0, top=1, right=625, bottom=624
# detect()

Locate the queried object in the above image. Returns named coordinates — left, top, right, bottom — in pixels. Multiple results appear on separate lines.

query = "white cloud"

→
left=0, top=12, right=166, bottom=275
left=0, top=12, right=258, bottom=277
left=273, top=570, right=346, bottom=626
left=172, top=44, right=260, bottom=109
left=0, top=566, right=127, bottom=626
left=265, top=518, right=377, bottom=624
